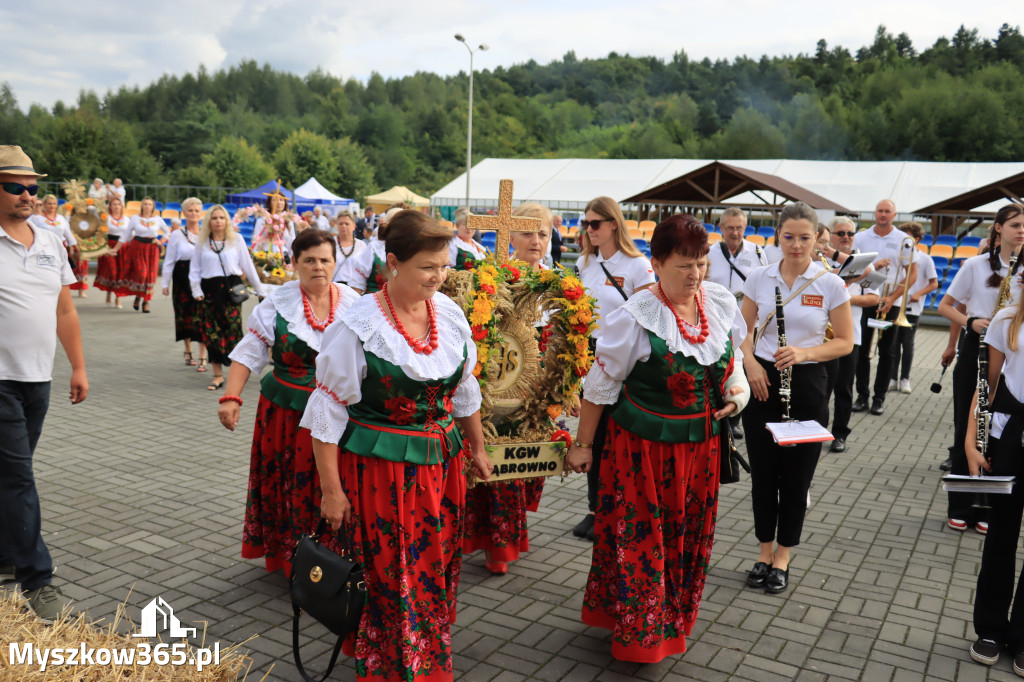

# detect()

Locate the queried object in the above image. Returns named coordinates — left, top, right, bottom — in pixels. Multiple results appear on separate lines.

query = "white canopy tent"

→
left=294, top=177, right=356, bottom=213
left=431, top=158, right=1024, bottom=218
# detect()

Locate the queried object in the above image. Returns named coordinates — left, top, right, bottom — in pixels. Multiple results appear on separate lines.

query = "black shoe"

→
left=764, top=567, right=789, bottom=594
left=970, top=637, right=1000, bottom=666
left=830, top=438, right=847, bottom=453
left=852, top=398, right=868, bottom=412
left=747, top=561, right=770, bottom=587
left=731, top=423, right=744, bottom=440
left=870, top=400, right=884, bottom=416
left=940, top=458, right=952, bottom=472
left=572, top=513, right=594, bottom=538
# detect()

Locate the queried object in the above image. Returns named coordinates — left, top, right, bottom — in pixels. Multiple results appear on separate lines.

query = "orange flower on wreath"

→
left=85, top=198, right=94, bottom=206
left=547, top=404, right=562, bottom=420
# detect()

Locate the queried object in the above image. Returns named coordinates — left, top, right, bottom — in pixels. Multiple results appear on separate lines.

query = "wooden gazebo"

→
left=914, top=170, right=1024, bottom=236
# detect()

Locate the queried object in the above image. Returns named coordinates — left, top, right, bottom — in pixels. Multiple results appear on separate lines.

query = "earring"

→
left=392, top=269, right=398, bottom=277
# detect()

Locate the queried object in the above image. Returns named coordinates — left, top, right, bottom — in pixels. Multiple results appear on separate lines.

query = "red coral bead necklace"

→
left=656, top=284, right=709, bottom=344
left=301, top=283, right=338, bottom=332
left=382, top=283, right=439, bottom=355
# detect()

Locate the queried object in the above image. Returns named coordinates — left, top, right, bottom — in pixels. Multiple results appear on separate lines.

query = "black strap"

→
left=211, top=237, right=229, bottom=278
left=599, top=261, right=629, bottom=301
left=707, top=361, right=751, bottom=474
left=291, top=609, right=345, bottom=682
left=991, top=380, right=1024, bottom=450
left=719, top=241, right=750, bottom=283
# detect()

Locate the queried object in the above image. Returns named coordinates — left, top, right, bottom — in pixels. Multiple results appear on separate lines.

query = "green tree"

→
left=331, top=137, right=377, bottom=200
left=272, top=128, right=340, bottom=189
left=201, top=136, right=274, bottom=188
left=35, top=110, right=164, bottom=183
left=703, top=107, right=786, bottom=158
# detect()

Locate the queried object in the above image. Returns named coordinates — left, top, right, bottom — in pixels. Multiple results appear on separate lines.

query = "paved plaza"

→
left=29, top=293, right=1020, bottom=681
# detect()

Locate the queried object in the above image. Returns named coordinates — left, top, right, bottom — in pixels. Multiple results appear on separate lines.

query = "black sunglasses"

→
left=833, top=231, right=856, bottom=237
left=1, top=182, right=40, bottom=197
left=581, top=218, right=613, bottom=230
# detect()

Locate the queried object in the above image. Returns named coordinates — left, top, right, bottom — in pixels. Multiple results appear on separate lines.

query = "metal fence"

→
left=38, top=182, right=254, bottom=205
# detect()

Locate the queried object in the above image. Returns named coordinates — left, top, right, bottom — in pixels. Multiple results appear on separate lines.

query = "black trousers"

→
left=831, top=346, right=859, bottom=440
left=741, top=358, right=828, bottom=547
left=948, top=330, right=987, bottom=523
left=975, top=435, right=1024, bottom=650
left=890, top=314, right=920, bottom=382
left=0, top=381, right=53, bottom=592
left=856, top=305, right=900, bottom=403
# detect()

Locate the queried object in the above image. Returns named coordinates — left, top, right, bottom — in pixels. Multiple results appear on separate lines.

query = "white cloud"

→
left=4, top=0, right=1019, bottom=110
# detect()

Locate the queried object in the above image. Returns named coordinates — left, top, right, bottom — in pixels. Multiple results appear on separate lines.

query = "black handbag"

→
left=211, top=238, right=250, bottom=304
left=290, top=521, right=367, bottom=682
left=709, top=363, right=750, bottom=485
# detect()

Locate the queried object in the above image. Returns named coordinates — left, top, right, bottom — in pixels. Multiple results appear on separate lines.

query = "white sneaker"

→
left=899, top=379, right=911, bottom=394
left=887, top=379, right=897, bottom=392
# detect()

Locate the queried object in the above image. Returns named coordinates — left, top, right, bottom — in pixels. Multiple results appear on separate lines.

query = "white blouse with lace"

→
left=582, top=282, right=749, bottom=413
left=300, top=291, right=482, bottom=444
left=121, top=215, right=167, bottom=241
left=161, top=228, right=199, bottom=288
left=332, top=239, right=368, bottom=282
left=341, top=238, right=386, bottom=291
left=228, top=280, right=360, bottom=374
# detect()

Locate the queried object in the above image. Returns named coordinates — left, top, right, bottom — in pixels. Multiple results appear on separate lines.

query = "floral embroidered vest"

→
left=339, top=347, right=467, bottom=465
left=259, top=313, right=317, bottom=411
left=609, top=331, right=733, bottom=443
left=365, top=252, right=387, bottom=293
left=455, top=246, right=477, bottom=271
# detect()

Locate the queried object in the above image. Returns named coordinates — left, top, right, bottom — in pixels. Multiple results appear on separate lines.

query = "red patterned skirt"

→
left=69, top=247, right=89, bottom=291
left=463, top=477, right=544, bottom=563
left=582, top=418, right=719, bottom=663
left=115, top=238, right=160, bottom=300
left=330, top=449, right=465, bottom=682
left=94, top=237, right=123, bottom=292
left=241, top=394, right=320, bottom=575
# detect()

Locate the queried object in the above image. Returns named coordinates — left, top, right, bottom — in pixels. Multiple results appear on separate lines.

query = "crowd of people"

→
left=6, top=142, right=1024, bottom=679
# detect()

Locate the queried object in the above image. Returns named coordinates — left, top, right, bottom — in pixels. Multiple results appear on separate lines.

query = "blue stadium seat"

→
left=744, top=226, right=755, bottom=237
left=951, top=257, right=967, bottom=268
left=756, top=227, right=774, bottom=240
left=944, top=266, right=961, bottom=284
left=153, top=201, right=164, bottom=211
left=567, top=217, right=579, bottom=228
left=165, top=202, right=182, bottom=212
left=633, top=238, right=649, bottom=250
left=960, top=235, right=982, bottom=248
left=223, top=203, right=239, bottom=213
left=202, top=203, right=215, bottom=210
left=481, top=232, right=497, bottom=249
left=930, top=256, right=949, bottom=273
left=703, top=223, right=716, bottom=233
left=919, top=234, right=933, bottom=248
left=934, top=234, right=958, bottom=248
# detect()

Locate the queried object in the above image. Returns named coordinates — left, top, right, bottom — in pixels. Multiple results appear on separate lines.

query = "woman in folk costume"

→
left=462, top=202, right=553, bottom=575
left=111, top=196, right=166, bottom=312
left=301, top=210, right=493, bottom=681
left=189, top=205, right=268, bottom=391
left=332, top=210, right=367, bottom=284
left=161, top=197, right=206, bottom=370
left=449, top=207, right=488, bottom=270
left=251, top=190, right=297, bottom=257
left=565, top=215, right=749, bottom=662
left=29, top=194, right=85, bottom=296
left=94, top=195, right=129, bottom=307
left=217, top=229, right=359, bottom=574
left=345, top=204, right=409, bottom=294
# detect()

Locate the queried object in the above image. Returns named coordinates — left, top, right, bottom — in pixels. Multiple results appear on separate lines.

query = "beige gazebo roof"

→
left=365, top=186, right=430, bottom=207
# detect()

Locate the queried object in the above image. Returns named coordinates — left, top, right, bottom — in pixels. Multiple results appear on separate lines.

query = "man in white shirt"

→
left=87, top=177, right=107, bottom=203
left=852, top=199, right=916, bottom=416
left=107, top=178, right=126, bottom=201
left=312, top=206, right=330, bottom=232
left=0, top=146, right=88, bottom=622
left=706, top=207, right=765, bottom=439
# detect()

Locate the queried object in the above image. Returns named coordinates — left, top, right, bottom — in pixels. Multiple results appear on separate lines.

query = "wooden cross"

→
left=466, top=179, right=540, bottom=262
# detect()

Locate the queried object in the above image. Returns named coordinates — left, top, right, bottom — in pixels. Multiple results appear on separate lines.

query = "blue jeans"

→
left=0, top=380, right=53, bottom=591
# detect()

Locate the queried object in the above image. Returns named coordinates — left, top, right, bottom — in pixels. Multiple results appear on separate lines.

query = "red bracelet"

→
left=219, top=395, right=243, bottom=406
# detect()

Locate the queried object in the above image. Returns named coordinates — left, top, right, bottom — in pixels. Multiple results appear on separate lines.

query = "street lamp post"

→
left=455, top=34, right=488, bottom=210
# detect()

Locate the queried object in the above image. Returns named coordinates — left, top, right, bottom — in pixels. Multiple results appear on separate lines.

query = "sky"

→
left=6, top=1, right=1020, bottom=111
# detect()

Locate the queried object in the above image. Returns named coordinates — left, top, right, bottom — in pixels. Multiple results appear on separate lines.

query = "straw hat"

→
left=0, top=145, right=46, bottom=178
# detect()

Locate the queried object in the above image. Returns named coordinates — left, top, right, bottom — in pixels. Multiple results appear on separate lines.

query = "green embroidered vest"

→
left=455, top=246, right=478, bottom=270
left=609, top=331, right=733, bottom=443
left=260, top=313, right=317, bottom=411
left=339, top=347, right=467, bottom=464
left=365, top=251, right=386, bottom=293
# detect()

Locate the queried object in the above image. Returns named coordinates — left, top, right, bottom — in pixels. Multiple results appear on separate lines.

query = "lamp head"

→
left=479, top=44, right=489, bottom=51
left=454, top=33, right=465, bottom=42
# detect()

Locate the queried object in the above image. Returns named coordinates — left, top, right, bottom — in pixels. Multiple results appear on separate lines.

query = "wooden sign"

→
left=473, top=441, right=566, bottom=486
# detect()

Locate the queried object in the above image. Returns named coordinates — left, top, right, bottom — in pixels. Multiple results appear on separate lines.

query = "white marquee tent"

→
left=431, top=158, right=1024, bottom=217
left=294, top=177, right=356, bottom=211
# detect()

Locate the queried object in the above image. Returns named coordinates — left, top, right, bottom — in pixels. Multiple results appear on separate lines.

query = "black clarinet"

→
left=776, top=286, right=792, bottom=421
left=974, top=330, right=992, bottom=510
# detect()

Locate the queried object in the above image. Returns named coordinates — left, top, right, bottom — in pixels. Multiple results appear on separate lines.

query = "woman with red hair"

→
left=567, top=214, right=749, bottom=662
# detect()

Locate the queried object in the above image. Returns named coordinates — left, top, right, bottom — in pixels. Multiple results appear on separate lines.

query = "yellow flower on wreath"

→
left=271, top=267, right=286, bottom=278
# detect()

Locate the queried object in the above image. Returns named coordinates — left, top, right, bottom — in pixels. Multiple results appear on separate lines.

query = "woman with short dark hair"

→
left=219, top=228, right=359, bottom=574
left=301, top=210, right=493, bottom=680
left=566, top=214, right=749, bottom=662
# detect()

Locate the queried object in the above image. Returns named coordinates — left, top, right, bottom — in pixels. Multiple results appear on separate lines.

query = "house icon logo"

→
left=133, top=596, right=197, bottom=639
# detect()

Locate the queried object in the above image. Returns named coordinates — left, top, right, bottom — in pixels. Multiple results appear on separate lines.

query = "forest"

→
left=1, top=23, right=1022, bottom=202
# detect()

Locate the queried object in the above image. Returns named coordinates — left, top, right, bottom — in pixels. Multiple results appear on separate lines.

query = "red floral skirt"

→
left=94, top=238, right=123, bottom=292
left=241, top=395, right=319, bottom=575
left=115, top=240, right=160, bottom=300
left=69, top=249, right=89, bottom=290
left=582, top=418, right=719, bottom=663
left=463, top=477, right=544, bottom=563
left=330, top=448, right=465, bottom=682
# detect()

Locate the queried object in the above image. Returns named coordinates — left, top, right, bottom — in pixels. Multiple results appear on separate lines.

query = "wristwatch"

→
left=574, top=439, right=593, bottom=448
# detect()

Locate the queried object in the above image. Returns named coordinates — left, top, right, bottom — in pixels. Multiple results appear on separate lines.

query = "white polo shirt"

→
left=578, top=249, right=656, bottom=342
left=848, top=281, right=869, bottom=346
left=853, top=225, right=913, bottom=288
left=742, top=260, right=850, bottom=364
left=946, top=254, right=1024, bottom=319
left=907, top=252, right=937, bottom=317
left=707, top=239, right=767, bottom=296
left=0, top=223, right=76, bottom=382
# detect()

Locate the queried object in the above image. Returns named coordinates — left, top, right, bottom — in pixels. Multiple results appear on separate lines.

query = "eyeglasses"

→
left=833, top=231, right=856, bottom=237
left=581, top=218, right=613, bottom=230
left=1, top=182, right=40, bottom=197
